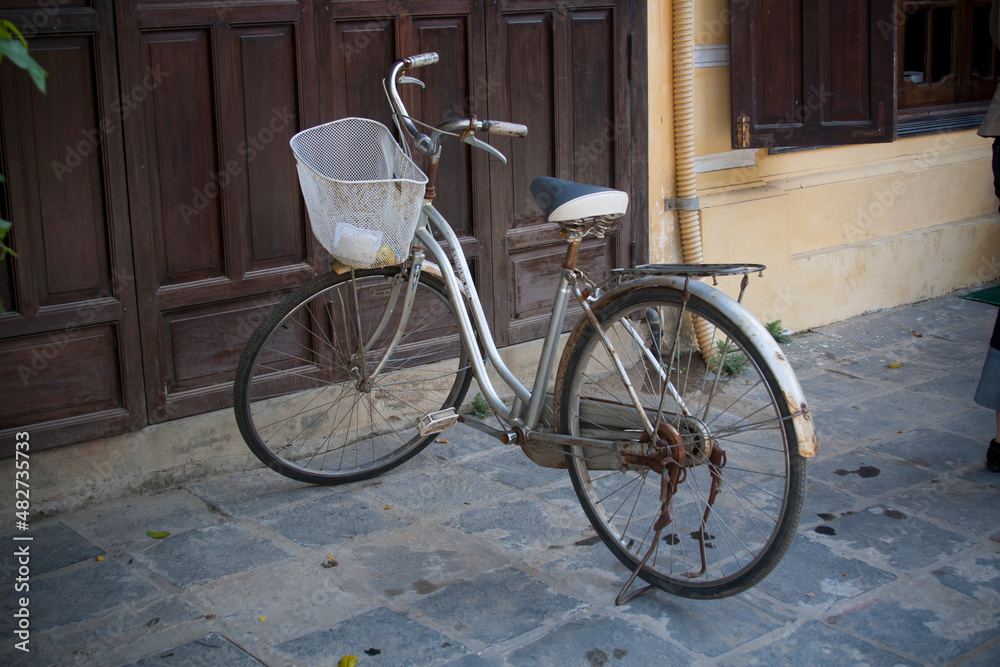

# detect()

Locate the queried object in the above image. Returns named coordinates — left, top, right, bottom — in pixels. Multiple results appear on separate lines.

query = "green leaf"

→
left=0, top=36, right=47, bottom=94
left=146, top=530, right=170, bottom=539
left=0, top=21, right=22, bottom=45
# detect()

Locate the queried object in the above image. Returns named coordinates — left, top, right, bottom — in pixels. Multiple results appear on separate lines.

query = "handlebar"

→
left=404, top=52, right=439, bottom=69
left=386, top=52, right=526, bottom=157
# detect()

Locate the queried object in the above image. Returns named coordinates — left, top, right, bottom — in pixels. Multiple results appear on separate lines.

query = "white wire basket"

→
left=290, top=118, right=428, bottom=268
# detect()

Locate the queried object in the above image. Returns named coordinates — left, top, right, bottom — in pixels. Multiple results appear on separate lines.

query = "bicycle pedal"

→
left=418, top=408, right=459, bottom=436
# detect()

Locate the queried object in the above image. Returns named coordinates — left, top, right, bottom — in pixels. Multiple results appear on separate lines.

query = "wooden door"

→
left=0, top=0, right=145, bottom=453
left=116, top=0, right=320, bottom=422
left=486, top=0, right=643, bottom=345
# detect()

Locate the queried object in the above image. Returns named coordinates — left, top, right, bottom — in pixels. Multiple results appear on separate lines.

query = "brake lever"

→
left=461, top=133, right=507, bottom=164
left=399, top=75, right=425, bottom=89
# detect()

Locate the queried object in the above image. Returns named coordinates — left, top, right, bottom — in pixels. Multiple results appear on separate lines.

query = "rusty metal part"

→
left=423, top=154, right=440, bottom=201
left=563, top=238, right=581, bottom=271
left=615, top=423, right=689, bottom=605
left=682, top=445, right=727, bottom=579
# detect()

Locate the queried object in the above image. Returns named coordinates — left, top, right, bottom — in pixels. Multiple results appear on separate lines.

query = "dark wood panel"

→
left=412, top=14, right=474, bottom=236
left=0, top=325, right=122, bottom=428
left=570, top=9, right=614, bottom=187
left=233, top=25, right=305, bottom=272
left=508, top=237, right=613, bottom=345
left=164, top=294, right=285, bottom=391
left=329, top=19, right=396, bottom=125
left=142, top=29, right=226, bottom=286
left=505, top=13, right=555, bottom=223
left=26, top=36, right=111, bottom=305
left=150, top=287, right=300, bottom=421
left=0, top=0, right=89, bottom=8
left=820, top=0, right=868, bottom=122
left=755, top=0, right=802, bottom=125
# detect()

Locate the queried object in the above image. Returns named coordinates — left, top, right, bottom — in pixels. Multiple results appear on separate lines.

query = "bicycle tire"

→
left=555, top=282, right=805, bottom=599
left=234, top=266, right=472, bottom=485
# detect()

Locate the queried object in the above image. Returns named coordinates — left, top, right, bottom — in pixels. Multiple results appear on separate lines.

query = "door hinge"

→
left=736, top=113, right=750, bottom=149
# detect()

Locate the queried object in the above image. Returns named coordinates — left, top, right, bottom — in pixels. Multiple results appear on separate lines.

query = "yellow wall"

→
left=648, top=0, right=1000, bottom=330
left=646, top=0, right=680, bottom=264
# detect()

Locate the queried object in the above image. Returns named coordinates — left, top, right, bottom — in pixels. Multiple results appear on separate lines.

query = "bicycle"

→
left=233, top=53, right=818, bottom=603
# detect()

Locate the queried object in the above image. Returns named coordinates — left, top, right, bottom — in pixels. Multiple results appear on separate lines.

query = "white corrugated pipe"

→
left=672, top=0, right=715, bottom=358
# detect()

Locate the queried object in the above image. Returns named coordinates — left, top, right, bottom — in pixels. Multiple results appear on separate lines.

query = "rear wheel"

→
left=234, top=266, right=472, bottom=484
left=556, top=283, right=805, bottom=599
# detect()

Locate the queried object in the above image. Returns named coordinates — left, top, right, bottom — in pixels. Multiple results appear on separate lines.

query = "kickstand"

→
left=615, top=523, right=666, bottom=605
left=615, top=457, right=684, bottom=606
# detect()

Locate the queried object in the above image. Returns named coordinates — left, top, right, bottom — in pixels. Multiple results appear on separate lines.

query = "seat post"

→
left=562, top=231, right=582, bottom=271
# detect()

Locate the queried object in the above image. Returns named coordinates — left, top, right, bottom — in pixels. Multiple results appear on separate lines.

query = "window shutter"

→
left=730, top=0, right=897, bottom=149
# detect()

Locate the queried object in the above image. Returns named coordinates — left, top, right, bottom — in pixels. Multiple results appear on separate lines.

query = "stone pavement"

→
left=3, top=287, right=1000, bottom=667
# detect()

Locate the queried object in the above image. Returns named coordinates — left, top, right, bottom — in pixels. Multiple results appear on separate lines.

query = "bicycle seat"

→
left=530, top=177, right=629, bottom=223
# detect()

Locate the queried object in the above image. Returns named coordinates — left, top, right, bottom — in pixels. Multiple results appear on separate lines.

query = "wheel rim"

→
left=565, top=293, right=801, bottom=595
left=241, top=270, right=469, bottom=480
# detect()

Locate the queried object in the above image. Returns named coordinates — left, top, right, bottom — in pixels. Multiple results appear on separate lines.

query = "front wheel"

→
left=556, top=283, right=805, bottom=599
left=234, top=266, right=472, bottom=485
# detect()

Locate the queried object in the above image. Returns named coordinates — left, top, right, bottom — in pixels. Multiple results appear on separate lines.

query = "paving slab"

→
left=755, top=535, right=896, bottom=610
left=849, top=388, right=969, bottom=433
left=275, top=607, right=474, bottom=666
left=797, top=371, right=886, bottom=408
left=823, top=578, right=1000, bottom=665
left=423, top=423, right=504, bottom=464
left=831, top=350, right=946, bottom=385
left=868, top=426, right=985, bottom=473
left=807, top=504, right=975, bottom=572
left=800, top=479, right=860, bottom=526
left=22, top=557, right=160, bottom=631
left=890, top=478, right=1000, bottom=534
left=1, top=521, right=102, bottom=577
left=444, top=498, right=587, bottom=557
left=456, top=446, right=569, bottom=492
left=718, top=620, right=921, bottom=667
left=37, top=595, right=204, bottom=665
left=126, top=632, right=265, bottom=666
left=777, top=332, right=868, bottom=370
left=808, top=449, right=939, bottom=498
left=329, top=534, right=502, bottom=603
left=814, top=315, right=926, bottom=351
left=619, top=591, right=795, bottom=658
left=131, top=521, right=292, bottom=588
left=502, top=614, right=689, bottom=667
left=257, top=491, right=409, bottom=547
left=66, top=489, right=228, bottom=551
left=187, top=469, right=335, bottom=519
left=407, top=567, right=586, bottom=651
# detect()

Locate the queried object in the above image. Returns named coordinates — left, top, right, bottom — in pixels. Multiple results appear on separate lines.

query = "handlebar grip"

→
left=481, top=120, right=528, bottom=138
left=405, top=52, right=439, bottom=69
